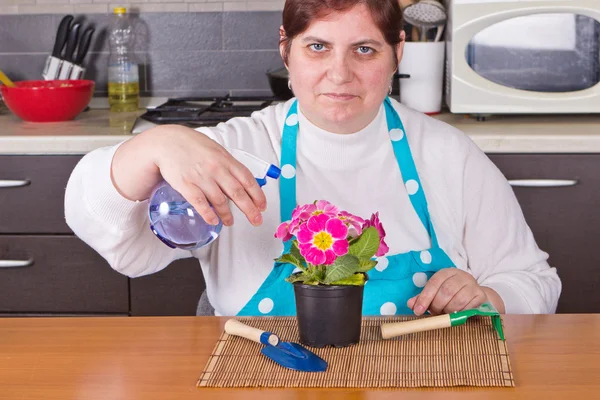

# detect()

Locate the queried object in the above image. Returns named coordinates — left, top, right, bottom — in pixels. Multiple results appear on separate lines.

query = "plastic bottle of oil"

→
left=108, top=7, right=139, bottom=112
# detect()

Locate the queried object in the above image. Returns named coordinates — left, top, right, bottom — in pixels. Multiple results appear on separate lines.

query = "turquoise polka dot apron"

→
left=237, top=97, right=456, bottom=316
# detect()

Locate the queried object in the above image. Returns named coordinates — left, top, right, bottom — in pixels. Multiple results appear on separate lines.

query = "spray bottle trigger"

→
left=255, top=177, right=267, bottom=187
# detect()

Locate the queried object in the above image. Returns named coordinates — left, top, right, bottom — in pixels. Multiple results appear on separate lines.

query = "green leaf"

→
left=328, top=273, right=366, bottom=286
left=303, top=279, right=319, bottom=286
left=275, top=253, right=306, bottom=272
left=290, top=240, right=303, bottom=262
left=348, top=227, right=380, bottom=260
left=285, top=272, right=307, bottom=283
left=324, top=254, right=360, bottom=284
left=357, top=259, right=377, bottom=273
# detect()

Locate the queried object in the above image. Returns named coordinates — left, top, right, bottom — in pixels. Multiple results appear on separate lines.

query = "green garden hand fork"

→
left=380, top=302, right=505, bottom=340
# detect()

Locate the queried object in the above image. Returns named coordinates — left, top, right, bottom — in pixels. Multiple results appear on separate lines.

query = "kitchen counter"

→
left=1, top=103, right=600, bottom=154
left=1, top=315, right=599, bottom=400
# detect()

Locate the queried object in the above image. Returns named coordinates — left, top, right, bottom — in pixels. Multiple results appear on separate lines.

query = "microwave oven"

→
left=444, top=0, right=600, bottom=115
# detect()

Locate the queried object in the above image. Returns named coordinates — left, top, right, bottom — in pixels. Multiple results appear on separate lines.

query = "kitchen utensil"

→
left=58, top=22, right=81, bottom=80
left=403, top=0, right=447, bottom=42
left=69, top=27, right=95, bottom=80
left=224, top=319, right=328, bottom=372
left=0, top=69, right=15, bottom=88
left=380, top=302, right=505, bottom=340
left=0, top=79, right=94, bottom=122
left=398, top=41, right=445, bottom=114
left=43, top=14, right=74, bottom=80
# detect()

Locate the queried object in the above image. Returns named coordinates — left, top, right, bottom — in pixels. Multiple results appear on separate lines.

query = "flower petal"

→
left=323, top=249, right=337, bottom=265
left=307, top=213, right=329, bottom=233
left=297, top=225, right=313, bottom=244
left=325, top=217, right=348, bottom=239
left=306, top=246, right=326, bottom=265
left=332, top=238, right=349, bottom=256
left=298, top=242, right=313, bottom=259
left=375, top=239, right=390, bottom=257
left=274, top=222, right=292, bottom=241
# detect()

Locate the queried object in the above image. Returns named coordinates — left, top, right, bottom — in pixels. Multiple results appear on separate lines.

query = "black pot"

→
left=293, top=273, right=367, bottom=348
left=266, top=67, right=293, bottom=100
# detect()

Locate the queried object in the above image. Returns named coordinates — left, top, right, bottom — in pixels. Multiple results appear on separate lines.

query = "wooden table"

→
left=1, top=315, right=599, bottom=400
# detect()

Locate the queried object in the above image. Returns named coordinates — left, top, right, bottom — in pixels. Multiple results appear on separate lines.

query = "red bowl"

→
left=0, top=80, right=94, bottom=122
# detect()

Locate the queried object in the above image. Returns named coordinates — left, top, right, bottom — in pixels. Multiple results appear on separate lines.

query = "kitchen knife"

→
left=69, top=27, right=95, bottom=80
left=43, top=15, right=73, bottom=80
left=58, top=22, right=81, bottom=80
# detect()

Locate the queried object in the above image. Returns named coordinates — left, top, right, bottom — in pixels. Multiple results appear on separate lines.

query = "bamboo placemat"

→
left=198, top=316, right=513, bottom=388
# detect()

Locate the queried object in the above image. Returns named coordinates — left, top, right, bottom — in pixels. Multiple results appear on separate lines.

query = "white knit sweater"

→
left=64, top=98, right=561, bottom=315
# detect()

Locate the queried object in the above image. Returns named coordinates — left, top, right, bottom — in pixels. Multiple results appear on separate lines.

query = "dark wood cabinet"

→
left=0, top=236, right=129, bottom=313
left=488, top=154, right=600, bottom=313
left=129, top=258, right=206, bottom=316
left=0, top=155, right=81, bottom=233
left=0, top=155, right=204, bottom=316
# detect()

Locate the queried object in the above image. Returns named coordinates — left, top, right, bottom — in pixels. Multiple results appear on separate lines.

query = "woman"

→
left=65, top=0, right=560, bottom=317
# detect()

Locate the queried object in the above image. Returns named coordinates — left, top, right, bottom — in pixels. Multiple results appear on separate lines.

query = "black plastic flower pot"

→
left=292, top=273, right=367, bottom=348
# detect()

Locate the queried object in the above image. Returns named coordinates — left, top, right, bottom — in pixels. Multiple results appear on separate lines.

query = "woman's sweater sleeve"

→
left=64, top=142, right=192, bottom=278
left=461, top=142, right=562, bottom=314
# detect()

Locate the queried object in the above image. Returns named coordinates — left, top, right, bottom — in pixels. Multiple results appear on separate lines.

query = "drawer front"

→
left=488, top=154, right=600, bottom=313
left=0, top=155, right=81, bottom=233
left=129, top=258, right=205, bottom=316
left=0, top=236, right=129, bottom=313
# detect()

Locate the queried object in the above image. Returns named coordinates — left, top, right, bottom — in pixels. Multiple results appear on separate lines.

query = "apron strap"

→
left=279, top=101, right=299, bottom=222
left=384, top=97, right=439, bottom=247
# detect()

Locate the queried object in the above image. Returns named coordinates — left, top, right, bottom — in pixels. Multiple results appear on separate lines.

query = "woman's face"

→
left=282, top=4, right=405, bottom=134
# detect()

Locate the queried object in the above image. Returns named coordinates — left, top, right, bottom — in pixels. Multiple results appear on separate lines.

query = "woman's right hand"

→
left=111, top=124, right=267, bottom=227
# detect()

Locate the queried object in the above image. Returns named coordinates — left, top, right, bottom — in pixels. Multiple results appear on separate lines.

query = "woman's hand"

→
left=111, top=124, right=267, bottom=227
left=407, top=268, right=506, bottom=315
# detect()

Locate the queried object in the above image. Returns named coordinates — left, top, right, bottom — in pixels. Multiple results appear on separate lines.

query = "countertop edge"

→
left=2, top=135, right=600, bottom=155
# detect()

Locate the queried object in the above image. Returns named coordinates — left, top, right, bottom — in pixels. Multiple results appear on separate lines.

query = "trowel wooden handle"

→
left=224, top=319, right=280, bottom=346
left=381, top=314, right=451, bottom=339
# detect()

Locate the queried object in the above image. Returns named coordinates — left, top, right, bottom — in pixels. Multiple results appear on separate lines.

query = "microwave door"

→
left=467, top=13, right=599, bottom=93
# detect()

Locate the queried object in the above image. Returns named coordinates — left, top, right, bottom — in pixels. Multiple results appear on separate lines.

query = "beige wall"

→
left=0, top=0, right=286, bottom=14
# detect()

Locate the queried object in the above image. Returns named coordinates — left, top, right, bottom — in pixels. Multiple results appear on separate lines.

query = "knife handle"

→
left=73, top=27, right=95, bottom=65
left=380, top=314, right=451, bottom=339
left=52, top=15, right=73, bottom=58
left=64, top=23, right=81, bottom=62
left=224, top=319, right=280, bottom=346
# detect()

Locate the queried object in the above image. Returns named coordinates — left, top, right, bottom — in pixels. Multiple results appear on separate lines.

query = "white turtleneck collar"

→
left=295, top=103, right=390, bottom=171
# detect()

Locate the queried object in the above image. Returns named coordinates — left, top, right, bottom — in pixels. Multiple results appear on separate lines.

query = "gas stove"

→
left=131, top=95, right=278, bottom=134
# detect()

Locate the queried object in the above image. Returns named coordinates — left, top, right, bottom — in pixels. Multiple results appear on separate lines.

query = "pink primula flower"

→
left=338, top=211, right=365, bottom=236
left=313, top=200, right=339, bottom=218
left=274, top=221, right=293, bottom=241
left=288, top=200, right=339, bottom=236
left=363, top=212, right=389, bottom=257
left=288, top=203, right=316, bottom=235
left=297, top=214, right=349, bottom=265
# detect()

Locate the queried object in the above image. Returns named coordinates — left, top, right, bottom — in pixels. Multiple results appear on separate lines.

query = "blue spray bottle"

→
left=148, top=148, right=281, bottom=250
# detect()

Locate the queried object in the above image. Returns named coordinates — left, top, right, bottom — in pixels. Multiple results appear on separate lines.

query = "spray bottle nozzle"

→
left=267, top=165, right=281, bottom=179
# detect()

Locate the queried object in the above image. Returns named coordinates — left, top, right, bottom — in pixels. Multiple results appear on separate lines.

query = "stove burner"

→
left=131, top=95, right=278, bottom=133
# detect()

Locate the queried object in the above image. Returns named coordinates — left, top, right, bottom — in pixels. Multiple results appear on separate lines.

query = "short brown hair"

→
left=280, top=0, right=404, bottom=66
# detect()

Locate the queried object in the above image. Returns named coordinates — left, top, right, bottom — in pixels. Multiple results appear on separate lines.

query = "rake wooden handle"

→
left=381, top=315, right=451, bottom=339
left=224, top=319, right=279, bottom=346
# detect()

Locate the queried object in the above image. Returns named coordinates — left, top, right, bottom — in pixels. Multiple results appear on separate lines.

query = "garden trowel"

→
left=224, top=319, right=328, bottom=372
left=380, top=302, right=505, bottom=340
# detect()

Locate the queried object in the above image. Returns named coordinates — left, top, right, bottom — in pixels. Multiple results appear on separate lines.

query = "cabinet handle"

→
left=0, top=259, right=34, bottom=268
left=508, top=179, right=578, bottom=188
left=0, top=179, right=31, bottom=188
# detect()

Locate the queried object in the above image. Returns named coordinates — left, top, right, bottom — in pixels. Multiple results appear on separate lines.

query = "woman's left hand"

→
left=407, top=268, right=505, bottom=316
